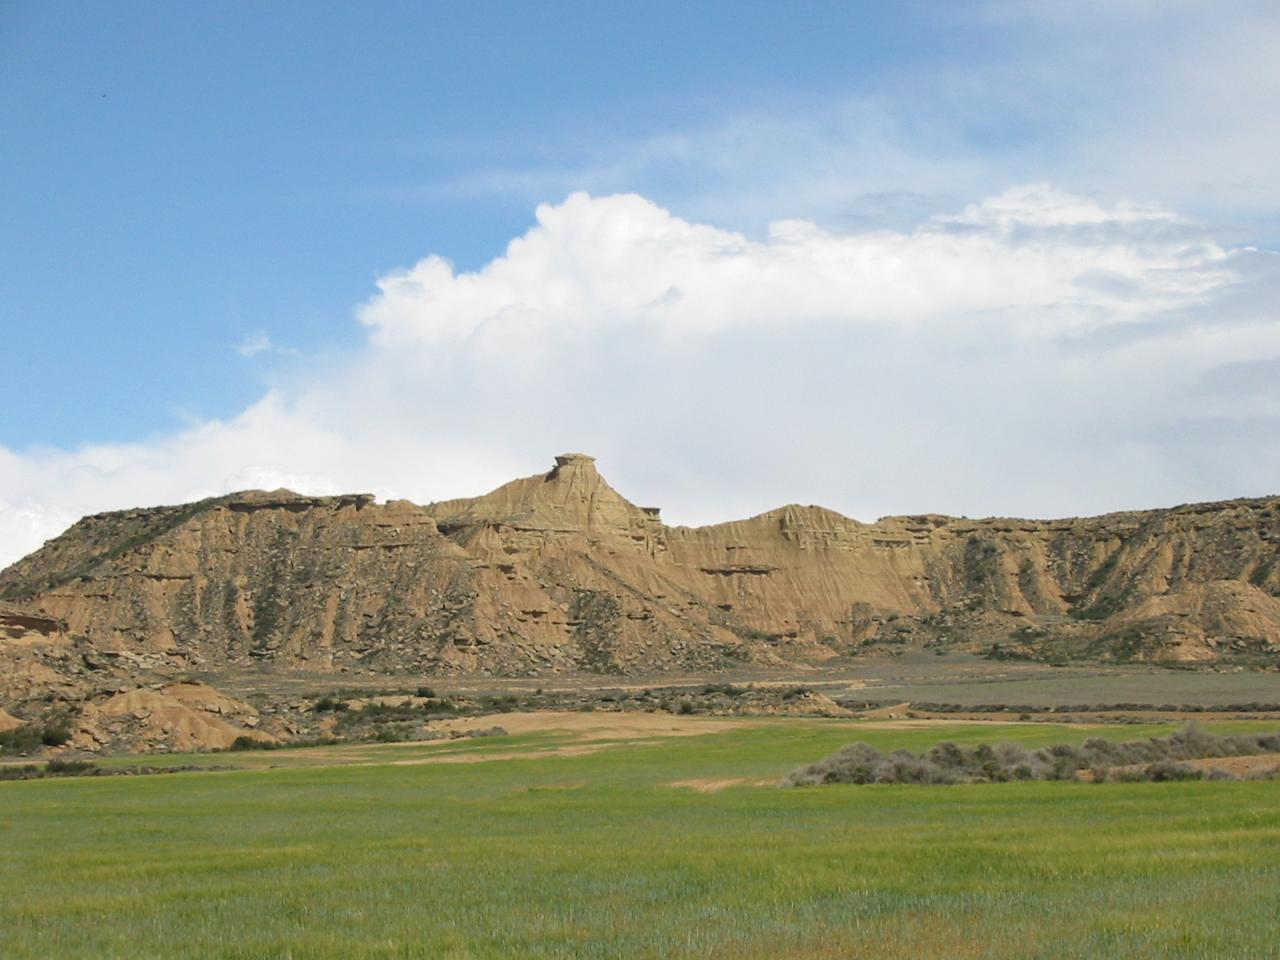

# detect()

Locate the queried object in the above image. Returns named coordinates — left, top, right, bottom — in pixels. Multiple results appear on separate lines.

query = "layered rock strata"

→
left=1, top=454, right=1277, bottom=693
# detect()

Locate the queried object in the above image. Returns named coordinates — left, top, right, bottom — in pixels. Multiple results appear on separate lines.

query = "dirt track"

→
left=1186, top=753, right=1280, bottom=776
left=435, top=710, right=765, bottom=740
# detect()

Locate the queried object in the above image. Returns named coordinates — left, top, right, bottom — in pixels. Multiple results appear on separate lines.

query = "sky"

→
left=2, top=1, right=1280, bottom=567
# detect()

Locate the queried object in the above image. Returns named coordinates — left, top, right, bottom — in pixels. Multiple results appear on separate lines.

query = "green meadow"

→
left=2, top=718, right=1279, bottom=959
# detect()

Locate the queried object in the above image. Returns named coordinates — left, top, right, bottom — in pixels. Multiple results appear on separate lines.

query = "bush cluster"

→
left=787, top=725, right=1280, bottom=786
left=228, top=736, right=276, bottom=751
left=0, top=761, right=212, bottom=781
left=0, top=758, right=98, bottom=781
left=0, top=721, right=72, bottom=755
left=700, top=683, right=747, bottom=697
left=224, top=735, right=339, bottom=752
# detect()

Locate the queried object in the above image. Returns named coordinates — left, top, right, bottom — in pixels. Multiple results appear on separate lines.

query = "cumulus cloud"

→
left=1, top=186, right=1277, bottom=569
left=361, top=186, right=1231, bottom=347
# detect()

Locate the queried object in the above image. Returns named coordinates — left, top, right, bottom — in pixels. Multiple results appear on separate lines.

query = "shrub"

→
left=0, top=758, right=99, bottom=780
left=45, top=758, right=96, bottom=775
left=1143, top=761, right=1204, bottom=782
left=1245, top=765, right=1280, bottom=781
left=701, top=683, right=745, bottom=697
left=787, top=724, right=1280, bottom=787
left=373, top=726, right=414, bottom=743
left=228, top=736, right=277, bottom=751
left=0, top=721, right=74, bottom=755
left=0, top=764, right=42, bottom=781
left=40, top=725, right=71, bottom=747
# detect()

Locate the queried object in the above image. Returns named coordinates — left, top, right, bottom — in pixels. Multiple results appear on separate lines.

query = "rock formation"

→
left=1, top=453, right=1277, bottom=745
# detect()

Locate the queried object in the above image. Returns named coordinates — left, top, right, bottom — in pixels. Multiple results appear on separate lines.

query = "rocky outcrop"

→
left=0, top=456, right=1277, bottom=713
left=71, top=683, right=272, bottom=753
left=0, top=707, right=22, bottom=733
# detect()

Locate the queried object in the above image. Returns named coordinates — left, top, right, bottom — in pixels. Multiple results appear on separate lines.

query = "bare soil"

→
left=667, top=777, right=777, bottom=792
left=1186, top=753, right=1280, bottom=776
left=436, top=710, right=764, bottom=740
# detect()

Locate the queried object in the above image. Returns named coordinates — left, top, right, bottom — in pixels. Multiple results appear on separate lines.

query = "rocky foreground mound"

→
left=0, top=453, right=1278, bottom=752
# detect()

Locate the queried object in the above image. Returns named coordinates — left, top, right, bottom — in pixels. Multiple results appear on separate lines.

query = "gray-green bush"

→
left=787, top=725, right=1280, bottom=786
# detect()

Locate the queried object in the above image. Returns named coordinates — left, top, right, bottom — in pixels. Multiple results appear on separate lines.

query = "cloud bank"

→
left=2, top=185, right=1278, bottom=568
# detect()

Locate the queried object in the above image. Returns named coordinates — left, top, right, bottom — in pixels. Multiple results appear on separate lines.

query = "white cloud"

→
left=1, top=187, right=1278, bottom=570
left=236, top=332, right=301, bottom=359
left=0, top=495, right=76, bottom=575
left=940, top=185, right=1182, bottom=229
left=361, top=186, right=1233, bottom=349
left=236, top=332, right=273, bottom=357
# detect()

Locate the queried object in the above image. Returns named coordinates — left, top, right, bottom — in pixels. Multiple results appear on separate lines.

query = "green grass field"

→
left=2, top=718, right=1279, bottom=959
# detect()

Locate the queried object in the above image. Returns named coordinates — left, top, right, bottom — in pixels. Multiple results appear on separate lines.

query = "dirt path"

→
left=667, top=777, right=777, bottom=792
left=434, top=710, right=766, bottom=740
left=388, top=744, right=614, bottom=766
left=1186, top=753, right=1280, bottom=776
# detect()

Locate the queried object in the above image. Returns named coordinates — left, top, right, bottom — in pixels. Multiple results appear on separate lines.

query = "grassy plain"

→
left=2, top=716, right=1279, bottom=959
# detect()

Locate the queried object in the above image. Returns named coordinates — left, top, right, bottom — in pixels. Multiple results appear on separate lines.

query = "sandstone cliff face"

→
left=1, top=455, right=1278, bottom=697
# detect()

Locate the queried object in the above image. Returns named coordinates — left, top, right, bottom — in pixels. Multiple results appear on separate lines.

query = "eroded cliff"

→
left=1, top=454, right=1277, bottom=705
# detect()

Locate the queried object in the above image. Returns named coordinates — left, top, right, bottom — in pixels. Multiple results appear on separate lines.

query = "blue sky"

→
left=2, top=1, right=1280, bottom=565
left=4, top=0, right=983, bottom=445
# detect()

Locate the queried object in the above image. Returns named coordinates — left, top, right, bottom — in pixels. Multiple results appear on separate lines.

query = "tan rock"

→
left=0, top=707, right=23, bottom=733
left=0, top=454, right=1275, bottom=695
left=94, top=683, right=271, bottom=752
